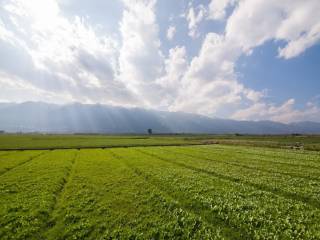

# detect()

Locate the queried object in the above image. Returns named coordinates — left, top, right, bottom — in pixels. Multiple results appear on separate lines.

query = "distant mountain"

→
left=0, top=102, right=319, bottom=134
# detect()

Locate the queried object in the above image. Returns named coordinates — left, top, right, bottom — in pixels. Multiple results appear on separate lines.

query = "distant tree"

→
left=291, top=133, right=302, bottom=136
left=148, top=129, right=152, bottom=135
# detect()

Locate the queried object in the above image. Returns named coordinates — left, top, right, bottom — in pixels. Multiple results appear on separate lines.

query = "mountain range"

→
left=0, top=102, right=319, bottom=134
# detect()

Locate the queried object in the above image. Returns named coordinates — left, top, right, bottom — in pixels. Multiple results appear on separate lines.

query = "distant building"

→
left=147, top=129, right=152, bottom=134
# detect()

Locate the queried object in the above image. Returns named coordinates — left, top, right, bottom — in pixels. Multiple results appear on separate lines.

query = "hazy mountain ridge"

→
left=0, top=102, right=319, bottom=134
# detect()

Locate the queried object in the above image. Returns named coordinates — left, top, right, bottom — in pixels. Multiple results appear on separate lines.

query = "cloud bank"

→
left=0, top=0, right=319, bottom=123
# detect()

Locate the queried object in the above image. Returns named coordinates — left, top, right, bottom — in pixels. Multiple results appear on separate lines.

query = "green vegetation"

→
left=0, top=134, right=319, bottom=150
left=185, top=134, right=320, bottom=151
left=1, top=143, right=320, bottom=239
left=0, top=134, right=200, bottom=150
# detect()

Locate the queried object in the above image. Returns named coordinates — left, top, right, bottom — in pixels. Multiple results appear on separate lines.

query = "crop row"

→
left=43, top=149, right=226, bottom=239
left=1, top=146, right=320, bottom=239
left=141, top=147, right=320, bottom=208
left=111, top=147, right=320, bottom=239
left=199, top=145, right=320, bottom=165
left=0, top=150, right=77, bottom=239
left=190, top=146, right=320, bottom=180
left=0, top=150, right=46, bottom=175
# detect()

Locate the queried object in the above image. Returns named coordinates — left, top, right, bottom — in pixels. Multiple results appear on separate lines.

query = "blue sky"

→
left=238, top=43, right=320, bottom=106
left=0, top=0, right=319, bottom=123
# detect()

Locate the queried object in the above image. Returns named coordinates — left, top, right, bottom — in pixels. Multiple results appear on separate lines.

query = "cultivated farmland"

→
left=0, top=138, right=320, bottom=239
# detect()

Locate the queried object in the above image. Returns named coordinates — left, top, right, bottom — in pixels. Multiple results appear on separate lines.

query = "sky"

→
left=0, top=0, right=319, bottom=123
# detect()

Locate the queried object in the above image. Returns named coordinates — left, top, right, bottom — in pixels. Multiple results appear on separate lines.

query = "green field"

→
left=0, top=134, right=320, bottom=151
left=0, top=134, right=200, bottom=150
left=1, top=137, right=320, bottom=239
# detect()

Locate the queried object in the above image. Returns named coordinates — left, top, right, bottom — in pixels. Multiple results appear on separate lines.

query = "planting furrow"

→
left=191, top=146, right=320, bottom=180
left=167, top=147, right=320, bottom=182
left=44, top=149, right=225, bottom=239
left=0, top=150, right=77, bottom=240
left=137, top=148, right=320, bottom=209
left=43, top=150, right=79, bottom=234
left=0, top=150, right=48, bottom=176
left=144, top=147, right=320, bottom=208
left=200, top=145, right=320, bottom=167
left=111, top=149, right=243, bottom=239
left=120, top=148, right=320, bottom=239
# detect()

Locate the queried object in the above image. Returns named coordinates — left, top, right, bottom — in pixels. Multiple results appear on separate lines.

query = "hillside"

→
left=0, top=102, right=320, bottom=134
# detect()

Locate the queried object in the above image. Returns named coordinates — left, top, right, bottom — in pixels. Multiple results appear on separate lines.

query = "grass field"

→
left=1, top=138, right=320, bottom=239
left=0, top=134, right=320, bottom=151
left=0, top=134, right=200, bottom=150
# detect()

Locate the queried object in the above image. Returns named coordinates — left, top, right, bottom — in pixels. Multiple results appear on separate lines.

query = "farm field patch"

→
left=0, top=145, right=320, bottom=239
left=0, top=134, right=320, bottom=151
left=0, top=134, right=200, bottom=150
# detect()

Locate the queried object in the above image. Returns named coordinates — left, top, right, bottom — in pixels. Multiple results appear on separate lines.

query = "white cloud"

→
left=166, top=25, right=176, bottom=40
left=186, top=5, right=206, bottom=38
left=0, top=0, right=319, bottom=123
left=208, top=0, right=238, bottom=20
left=278, top=23, right=320, bottom=59
left=118, top=0, right=164, bottom=105
left=157, top=46, right=188, bottom=106
left=225, top=0, right=320, bottom=58
left=232, top=99, right=320, bottom=123
left=0, top=70, right=75, bottom=103
left=0, top=19, right=14, bottom=43
left=0, top=0, right=137, bottom=106
left=243, top=89, right=265, bottom=103
left=170, top=33, right=248, bottom=115
left=169, top=0, right=320, bottom=121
